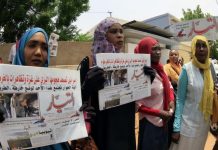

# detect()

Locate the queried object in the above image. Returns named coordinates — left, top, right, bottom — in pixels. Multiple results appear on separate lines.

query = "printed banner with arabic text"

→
left=171, top=16, right=218, bottom=41
left=96, top=53, right=151, bottom=110
left=0, top=64, right=87, bottom=150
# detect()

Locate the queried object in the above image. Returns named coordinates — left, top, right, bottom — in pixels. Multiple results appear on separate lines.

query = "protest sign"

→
left=0, top=64, right=87, bottom=149
left=96, top=53, right=151, bottom=110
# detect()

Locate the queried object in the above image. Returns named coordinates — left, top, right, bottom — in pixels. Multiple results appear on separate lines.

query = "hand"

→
left=143, top=66, right=156, bottom=83
left=79, top=102, right=96, bottom=121
left=79, top=102, right=96, bottom=134
left=82, top=66, right=105, bottom=100
left=171, top=132, right=180, bottom=144
left=0, top=109, right=5, bottom=123
left=159, top=110, right=172, bottom=122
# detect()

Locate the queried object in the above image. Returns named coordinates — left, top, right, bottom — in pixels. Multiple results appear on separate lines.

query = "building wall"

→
left=178, top=47, right=191, bottom=64
left=0, top=41, right=92, bottom=66
left=0, top=43, right=13, bottom=63
left=172, top=42, right=192, bottom=64
left=144, top=15, right=170, bottom=30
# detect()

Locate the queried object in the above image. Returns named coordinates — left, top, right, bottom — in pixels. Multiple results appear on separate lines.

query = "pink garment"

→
left=83, top=112, right=91, bottom=134
left=136, top=74, right=172, bottom=127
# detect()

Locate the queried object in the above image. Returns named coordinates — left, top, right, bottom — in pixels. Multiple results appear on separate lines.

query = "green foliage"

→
left=0, top=0, right=89, bottom=42
left=209, top=40, right=218, bottom=59
left=181, top=5, right=211, bottom=21
left=73, top=32, right=93, bottom=41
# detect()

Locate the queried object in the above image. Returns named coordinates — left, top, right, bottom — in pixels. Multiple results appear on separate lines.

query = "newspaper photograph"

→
left=96, top=53, right=151, bottom=110
left=0, top=64, right=87, bottom=150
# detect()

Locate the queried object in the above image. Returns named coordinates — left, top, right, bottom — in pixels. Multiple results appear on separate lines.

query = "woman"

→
left=13, top=27, right=71, bottom=150
left=81, top=18, right=156, bottom=150
left=85, top=17, right=136, bottom=150
left=170, top=35, right=214, bottom=150
left=164, top=49, right=182, bottom=147
left=178, top=56, right=184, bottom=66
left=134, top=36, right=175, bottom=150
left=164, top=49, right=182, bottom=90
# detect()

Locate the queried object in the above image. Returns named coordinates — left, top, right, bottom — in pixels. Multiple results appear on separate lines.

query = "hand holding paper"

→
left=143, top=65, right=156, bottom=83
left=82, top=66, right=105, bottom=98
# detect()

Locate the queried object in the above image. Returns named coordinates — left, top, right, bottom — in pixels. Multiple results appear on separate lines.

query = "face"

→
left=24, top=32, right=48, bottom=67
left=169, top=50, right=179, bottom=63
left=195, top=40, right=208, bottom=63
left=20, top=99, right=27, bottom=107
left=151, top=44, right=161, bottom=64
left=178, top=57, right=184, bottom=65
left=106, top=23, right=124, bottom=50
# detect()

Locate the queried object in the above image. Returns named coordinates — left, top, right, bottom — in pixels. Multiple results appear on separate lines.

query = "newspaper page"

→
left=96, top=53, right=151, bottom=110
left=0, top=64, right=87, bottom=150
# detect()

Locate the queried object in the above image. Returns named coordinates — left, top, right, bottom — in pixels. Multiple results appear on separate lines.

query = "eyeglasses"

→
left=196, top=43, right=207, bottom=49
left=108, top=28, right=123, bottom=34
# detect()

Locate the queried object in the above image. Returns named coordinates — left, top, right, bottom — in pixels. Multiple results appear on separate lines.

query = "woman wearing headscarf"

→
left=164, top=49, right=182, bottom=91
left=135, top=36, right=175, bottom=150
left=170, top=35, right=214, bottom=150
left=163, top=49, right=182, bottom=147
left=82, top=17, right=135, bottom=150
left=12, top=27, right=71, bottom=150
left=81, top=18, right=156, bottom=150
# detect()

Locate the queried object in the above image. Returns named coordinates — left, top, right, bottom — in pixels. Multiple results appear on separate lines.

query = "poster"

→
left=96, top=53, right=151, bottom=110
left=48, top=33, right=59, bottom=57
left=0, top=64, right=87, bottom=149
left=171, top=16, right=218, bottom=41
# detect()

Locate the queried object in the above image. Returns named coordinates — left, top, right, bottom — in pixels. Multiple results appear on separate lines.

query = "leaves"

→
left=0, top=0, right=89, bottom=42
left=181, top=5, right=211, bottom=21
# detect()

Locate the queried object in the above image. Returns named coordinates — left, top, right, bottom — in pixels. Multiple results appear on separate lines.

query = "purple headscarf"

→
left=91, top=17, right=121, bottom=65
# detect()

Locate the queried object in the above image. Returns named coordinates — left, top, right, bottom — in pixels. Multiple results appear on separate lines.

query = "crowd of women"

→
left=0, top=17, right=217, bottom=150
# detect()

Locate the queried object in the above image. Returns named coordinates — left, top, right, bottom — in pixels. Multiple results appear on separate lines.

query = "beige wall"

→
left=0, top=41, right=92, bottom=66
left=0, top=43, right=13, bottom=63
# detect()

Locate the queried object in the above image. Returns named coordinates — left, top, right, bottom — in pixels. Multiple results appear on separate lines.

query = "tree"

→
left=181, top=5, right=218, bottom=59
left=0, top=0, right=89, bottom=42
left=181, top=5, right=211, bottom=21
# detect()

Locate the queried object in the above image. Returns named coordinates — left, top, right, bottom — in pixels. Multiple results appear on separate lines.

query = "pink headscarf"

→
left=91, top=17, right=121, bottom=65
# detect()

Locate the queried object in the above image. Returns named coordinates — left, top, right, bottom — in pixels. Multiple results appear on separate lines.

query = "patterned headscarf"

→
left=135, top=37, right=171, bottom=111
left=91, top=17, right=121, bottom=65
left=191, top=35, right=214, bottom=120
left=13, top=27, right=50, bottom=67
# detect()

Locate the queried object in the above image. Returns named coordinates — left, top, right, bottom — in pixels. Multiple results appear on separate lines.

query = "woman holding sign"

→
left=80, top=18, right=156, bottom=150
left=134, top=37, right=175, bottom=150
left=0, top=27, right=71, bottom=150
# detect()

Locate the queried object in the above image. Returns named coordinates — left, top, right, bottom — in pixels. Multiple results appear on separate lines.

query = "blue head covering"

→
left=13, top=27, right=50, bottom=67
